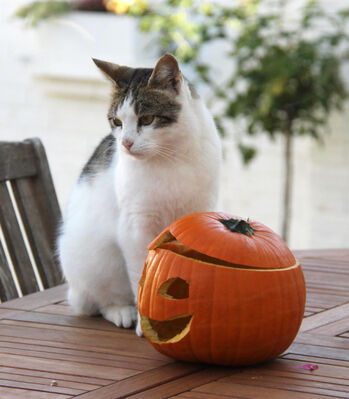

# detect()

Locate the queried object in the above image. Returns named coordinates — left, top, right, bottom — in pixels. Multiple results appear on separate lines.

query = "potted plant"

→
left=14, top=0, right=154, bottom=80
left=134, top=0, right=349, bottom=242
left=14, top=0, right=144, bottom=26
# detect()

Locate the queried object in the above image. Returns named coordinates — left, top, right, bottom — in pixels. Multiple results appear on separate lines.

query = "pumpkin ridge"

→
left=158, top=242, right=299, bottom=271
left=169, top=213, right=296, bottom=268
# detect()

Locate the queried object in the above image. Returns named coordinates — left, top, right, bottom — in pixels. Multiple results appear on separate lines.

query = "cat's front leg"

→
left=123, top=251, right=149, bottom=337
left=123, top=256, right=148, bottom=336
left=117, top=213, right=161, bottom=336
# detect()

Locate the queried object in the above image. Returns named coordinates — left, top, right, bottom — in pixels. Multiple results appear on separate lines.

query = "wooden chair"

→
left=0, top=138, right=62, bottom=302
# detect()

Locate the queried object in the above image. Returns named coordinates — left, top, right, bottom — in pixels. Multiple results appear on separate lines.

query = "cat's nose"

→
left=122, top=139, right=134, bottom=151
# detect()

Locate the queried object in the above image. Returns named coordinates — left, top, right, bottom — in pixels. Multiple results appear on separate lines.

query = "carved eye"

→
left=139, top=115, right=154, bottom=126
left=110, top=117, right=122, bottom=128
left=158, top=278, right=189, bottom=299
left=141, top=277, right=192, bottom=344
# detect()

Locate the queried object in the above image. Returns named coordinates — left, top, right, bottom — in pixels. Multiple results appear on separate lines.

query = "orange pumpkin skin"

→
left=138, top=212, right=306, bottom=366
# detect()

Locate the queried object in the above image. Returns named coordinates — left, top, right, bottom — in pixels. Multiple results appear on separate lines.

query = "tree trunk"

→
left=281, top=124, right=293, bottom=243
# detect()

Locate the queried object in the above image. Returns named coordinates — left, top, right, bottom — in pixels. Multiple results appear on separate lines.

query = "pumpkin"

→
left=138, top=212, right=306, bottom=366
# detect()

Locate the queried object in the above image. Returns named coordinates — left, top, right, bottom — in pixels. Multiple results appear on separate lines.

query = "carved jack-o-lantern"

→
left=138, top=212, right=306, bottom=366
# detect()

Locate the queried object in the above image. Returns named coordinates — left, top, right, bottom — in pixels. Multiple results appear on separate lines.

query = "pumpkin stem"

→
left=219, top=218, right=255, bottom=236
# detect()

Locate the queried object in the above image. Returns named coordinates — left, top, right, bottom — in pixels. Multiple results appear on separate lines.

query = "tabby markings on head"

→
left=108, top=68, right=181, bottom=129
left=80, top=54, right=187, bottom=180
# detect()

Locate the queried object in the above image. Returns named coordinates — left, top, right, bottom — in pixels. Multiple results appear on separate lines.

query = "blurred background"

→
left=1, top=0, right=348, bottom=249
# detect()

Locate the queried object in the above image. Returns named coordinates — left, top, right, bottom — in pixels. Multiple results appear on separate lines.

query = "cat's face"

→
left=94, top=54, right=193, bottom=160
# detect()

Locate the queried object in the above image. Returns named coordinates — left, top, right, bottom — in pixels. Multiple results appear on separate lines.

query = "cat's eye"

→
left=139, top=115, right=154, bottom=126
left=110, top=117, right=122, bottom=128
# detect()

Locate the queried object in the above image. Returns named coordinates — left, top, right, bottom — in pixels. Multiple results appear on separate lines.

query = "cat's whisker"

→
left=156, top=144, right=192, bottom=163
left=160, top=152, right=182, bottom=164
left=154, top=145, right=179, bottom=160
left=152, top=150, right=176, bottom=164
left=152, top=148, right=179, bottom=165
left=134, top=141, right=177, bottom=162
left=167, top=144, right=192, bottom=161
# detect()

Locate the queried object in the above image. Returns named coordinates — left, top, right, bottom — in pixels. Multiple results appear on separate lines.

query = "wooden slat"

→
left=3, top=308, right=127, bottom=332
left=304, top=292, right=348, bottom=308
left=0, top=345, right=151, bottom=371
left=283, top=353, right=349, bottom=367
left=75, top=362, right=226, bottom=399
left=217, top=378, right=349, bottom=398
left=0, top=366, right=112, bottom=386
left=193, top=381, right=334, bottom=399
left=303, top=317, right=349, bottom=337
left=300, top=303, right=349, bottom=332
left=34, top=304, right=78, bottom=316
left=306, top=286, right=349, bottom=297
left=172, top=394, right=247, bottom=399
left=18, top=138, right=62, bottom=288
left=303, top=270, right=349, bottom=289
left=0, top=378, right=84, bottom=396
left=28, top=138, right=61, bottom=226
left=262, top=358, right=349, bottom=379
left=0, top=238, right=18, bottom=301
left=0, top=284, right=67, bottom=310
left=0, top=141, right=37, bottom=182
left=29, top=138, right=62, bottom=255
left=216, top=362, right=349, bottom=397
left=0, top=182, right=39, bottom=295
left=0, top=332, right=167, bottom=365
left=0, top=138, right=62, bottom=302
left=295, top=332, right=349, bottom=349
left=0, top=309, right=24, bottom=320
left=288, top=342, right=349, bottom=361
left=0, top=309, right=158, bottom=340
left=0, top=340, right=166, bottom=371
left=126, top=368, right=241, bottom=399
left=0, top=371, right=100, bottom=392
left=301, top=259, right=349, bottom=271
left=0, top=352, right=139, bottom=381
left=0, top=386, right=70, bottom=398
left=0, top=320, right=169, bottom=360
left=294, top=249, right=349, bottom=258
left=12, top=178, right=62, bottom=289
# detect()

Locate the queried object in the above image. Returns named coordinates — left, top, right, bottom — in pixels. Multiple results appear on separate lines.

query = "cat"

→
left=58, top=54, right=222, bottom=335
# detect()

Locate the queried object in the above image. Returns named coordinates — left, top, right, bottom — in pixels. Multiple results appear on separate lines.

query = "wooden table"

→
left=0, top=249, right=348, bottom=398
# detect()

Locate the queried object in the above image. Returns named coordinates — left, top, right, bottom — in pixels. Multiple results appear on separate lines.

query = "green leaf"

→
left=238, top=143, right=257, bottom=165
left=14, top=0, right=74, bottom=26
left=127, top=0, right=349, bottom=162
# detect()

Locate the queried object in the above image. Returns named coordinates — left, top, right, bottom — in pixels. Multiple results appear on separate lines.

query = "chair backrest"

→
left=0, top=138, right=62, bottom=302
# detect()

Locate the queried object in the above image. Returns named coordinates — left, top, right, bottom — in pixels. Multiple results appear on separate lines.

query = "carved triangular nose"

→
left=122, top=139, right=134, bottom=151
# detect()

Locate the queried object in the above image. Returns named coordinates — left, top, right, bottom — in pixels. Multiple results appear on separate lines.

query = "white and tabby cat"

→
left=58, top=54, right=221, bottom=335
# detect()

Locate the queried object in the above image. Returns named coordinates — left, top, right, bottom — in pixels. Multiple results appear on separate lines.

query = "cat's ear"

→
left=147, top=54, right=182, bottom=95
left=92, top=58, right=133, bottom=89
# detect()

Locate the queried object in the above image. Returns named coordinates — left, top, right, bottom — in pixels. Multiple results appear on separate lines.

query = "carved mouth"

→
left=155, top=241, right=299, bottom=271
left=141, top=314, right=193, bottom=344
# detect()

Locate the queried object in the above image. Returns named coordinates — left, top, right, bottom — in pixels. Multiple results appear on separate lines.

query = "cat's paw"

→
left=101, top=304, right=137, bottom=328
left=136, top=316, right=143, bottom=337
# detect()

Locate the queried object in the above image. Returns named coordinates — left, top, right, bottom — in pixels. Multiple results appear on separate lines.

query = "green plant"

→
left=14, top=0, right=144, bottom=26
left=134, top=0, right=349, bottom=241
left=14, top=0, right=75, bottom=26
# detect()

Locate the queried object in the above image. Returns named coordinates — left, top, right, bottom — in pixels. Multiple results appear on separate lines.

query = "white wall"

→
left=1, top=0, right=348, bottom=249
